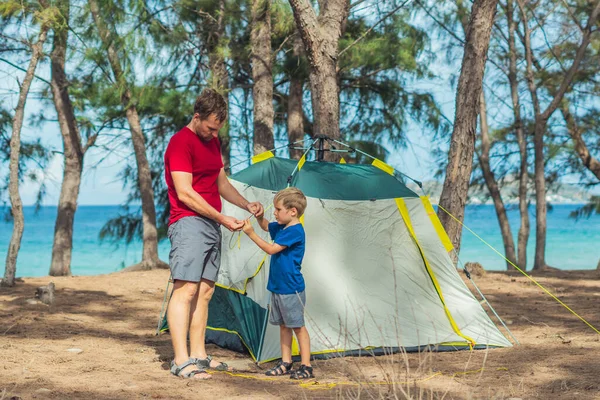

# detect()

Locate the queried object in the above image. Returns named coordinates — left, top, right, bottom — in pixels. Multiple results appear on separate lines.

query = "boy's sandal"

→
left=265, top=361, right=293, bottom=376
left=290, top=365, right=314, bottom=380
left=170, top=359, right=210, bottom=379
left=192, top=355, right=231, bottom=371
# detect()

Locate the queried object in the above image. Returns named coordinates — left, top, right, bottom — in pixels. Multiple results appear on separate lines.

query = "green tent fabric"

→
left=159, top=287, right=266, bottom=359
left=232, top=157, right=419, bottom=200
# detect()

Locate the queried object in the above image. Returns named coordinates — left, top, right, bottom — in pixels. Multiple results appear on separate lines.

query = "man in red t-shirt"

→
left=164, top=89, right=264, bottom=379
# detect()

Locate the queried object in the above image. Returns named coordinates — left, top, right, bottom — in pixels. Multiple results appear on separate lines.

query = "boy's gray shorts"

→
left=167, top=216, right=221, bottom=283
left=269, top=291, right=306, bottom=328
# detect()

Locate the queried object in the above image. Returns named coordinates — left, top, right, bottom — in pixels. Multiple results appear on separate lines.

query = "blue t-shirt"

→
left=267, top=222, right=306, bottom=294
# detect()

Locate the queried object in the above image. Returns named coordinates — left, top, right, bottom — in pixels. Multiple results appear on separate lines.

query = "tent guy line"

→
left=455, top=255, right=520, bottom=345
left=438, top=204, right=600, bottom=336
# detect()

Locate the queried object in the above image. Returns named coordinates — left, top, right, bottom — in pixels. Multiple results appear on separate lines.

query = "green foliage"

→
left=99, top=210, right=143, bottom=244
left=0, top=0, right=63, bottom=29
left=336, top=4, right=447, bottom=148
left=0, top=1, right=25, bottom=18
left=271, top=0, right=295, bottom=37
left=570, top=196, right=600, bottom=220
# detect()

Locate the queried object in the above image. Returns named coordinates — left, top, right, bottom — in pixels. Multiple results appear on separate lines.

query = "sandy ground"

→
left=1, top=268, right=600, bottom=399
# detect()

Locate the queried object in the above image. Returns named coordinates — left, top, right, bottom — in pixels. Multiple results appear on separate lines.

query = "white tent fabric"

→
left=217, top=181, right=511, bottom=362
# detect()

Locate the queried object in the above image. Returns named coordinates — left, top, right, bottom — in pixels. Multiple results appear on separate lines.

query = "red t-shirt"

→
left=164, top=127, right=223, bottom=225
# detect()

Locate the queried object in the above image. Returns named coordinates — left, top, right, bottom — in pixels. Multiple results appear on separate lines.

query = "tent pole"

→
left=225, top=138, right=312, bottom=173
left=156, top=274, right=173, bottom=335
left=455, top=254, right=520, bottom=345
left=329, top=138, right=423, bottom=188
left=287, top=138, right=319, bottom=187
left=316, top=136, right=325, bottom=161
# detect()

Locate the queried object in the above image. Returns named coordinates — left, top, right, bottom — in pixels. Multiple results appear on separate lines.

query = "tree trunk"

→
left=251, top=0, right=275, bottom=155
left=49, top=0, right=83, bottom=277
left=288, top=0, right=349, bottom=161
left=123, top=105, right=165, bottom=270
left=560, top=102, right=600, bottom=181
left=518, top=0, right=545, bottom=270
left=506, top=0, right=529, bottom=270
left=531, top=119, right=548, bottom=270
left=436, top=0, right=499, bottom=253
left=288, top=32, right=305, bottom=160
left=208, top=0, right=231, bottom=167
left=2, top=26, right=50, bottom=287
left=211, top=58, right=230, bottom=167
left=518, top=0, right=600, bottom=270
left=89, top=0, right=165, bottom=271
left=478, top=92, right=517, bottom=270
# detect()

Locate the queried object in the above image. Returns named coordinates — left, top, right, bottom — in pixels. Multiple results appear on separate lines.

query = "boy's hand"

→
left=242, top=219, right=255, bottom=235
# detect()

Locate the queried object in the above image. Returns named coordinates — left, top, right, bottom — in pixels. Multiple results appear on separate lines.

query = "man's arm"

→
left=217, top=168, right=249, bottom=209
left=172, top=171, right=242, bottom=231
left=217, top=168, right=264, bottom=217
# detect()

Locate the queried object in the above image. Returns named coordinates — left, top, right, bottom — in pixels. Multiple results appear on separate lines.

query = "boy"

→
left=242, top=187, right=314, bottom=380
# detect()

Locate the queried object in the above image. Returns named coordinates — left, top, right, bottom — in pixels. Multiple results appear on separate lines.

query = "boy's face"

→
left=273, top=200, right=297, bottom=224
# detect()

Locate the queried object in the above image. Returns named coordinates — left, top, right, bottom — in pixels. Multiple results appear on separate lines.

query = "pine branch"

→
left=339, top=0, right=412, bottom=57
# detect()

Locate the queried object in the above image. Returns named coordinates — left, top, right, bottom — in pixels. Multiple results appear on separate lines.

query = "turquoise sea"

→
left=0, top=205, right=598, bottom=277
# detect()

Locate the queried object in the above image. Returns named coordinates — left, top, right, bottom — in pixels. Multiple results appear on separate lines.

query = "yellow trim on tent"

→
left=291, top=337, right=300, bottom=356
left=251, top=151, right=275, bottom=164
left=215, top=254, right=268, bottom=295
left=395, top=198, right=475, bottom=347
left=297, top=154, right=306, bottom=171
left=372, top=159, right=394, bottom=175
left=206, top=326, right=257, bottom=361
left=439, top=341, right=475, bottom=347
left=420, top=196, right=454, bottom=252
left=438, top=341, right=505, bottom=348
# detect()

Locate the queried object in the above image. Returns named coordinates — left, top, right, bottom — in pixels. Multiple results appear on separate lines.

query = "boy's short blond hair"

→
left=273, top=187, right=307, bottom=217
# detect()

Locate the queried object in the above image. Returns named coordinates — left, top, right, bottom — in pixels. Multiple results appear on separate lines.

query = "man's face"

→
left=192, top=113, right=224, bottom=141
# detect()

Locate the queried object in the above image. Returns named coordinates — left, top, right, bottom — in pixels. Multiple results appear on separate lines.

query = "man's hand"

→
left=246, top=201, right=264, bottom=218
left=242, top=219, right=255, bottom=235
left=220, top=215, right=244, bottom=232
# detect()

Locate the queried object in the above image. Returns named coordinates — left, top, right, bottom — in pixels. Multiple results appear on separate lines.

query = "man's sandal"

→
left=265, top=360, right=293, bottom=376
left=170, top=359, right=210, bottom=379
left=290, top=364, right=314, bottom=380
left=192, top=355, right=231, bottom=371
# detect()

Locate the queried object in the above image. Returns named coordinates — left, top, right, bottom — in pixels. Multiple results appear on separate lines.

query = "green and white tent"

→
left=161, top=151, right=512, bottom=363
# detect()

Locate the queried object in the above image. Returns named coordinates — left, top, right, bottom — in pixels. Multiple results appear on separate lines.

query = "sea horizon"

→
left=1, top=204, right=598, bottom=278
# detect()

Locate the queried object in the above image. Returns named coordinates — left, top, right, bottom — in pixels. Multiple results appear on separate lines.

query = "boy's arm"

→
left=256, top=216, right=269, bottom=232
left=243, top=221, right=286, bottom=255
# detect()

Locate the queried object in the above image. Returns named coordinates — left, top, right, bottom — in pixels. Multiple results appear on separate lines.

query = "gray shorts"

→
left=269, top=291, right=306, bottom=328
left=167, top=216, right=221, bottom=283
